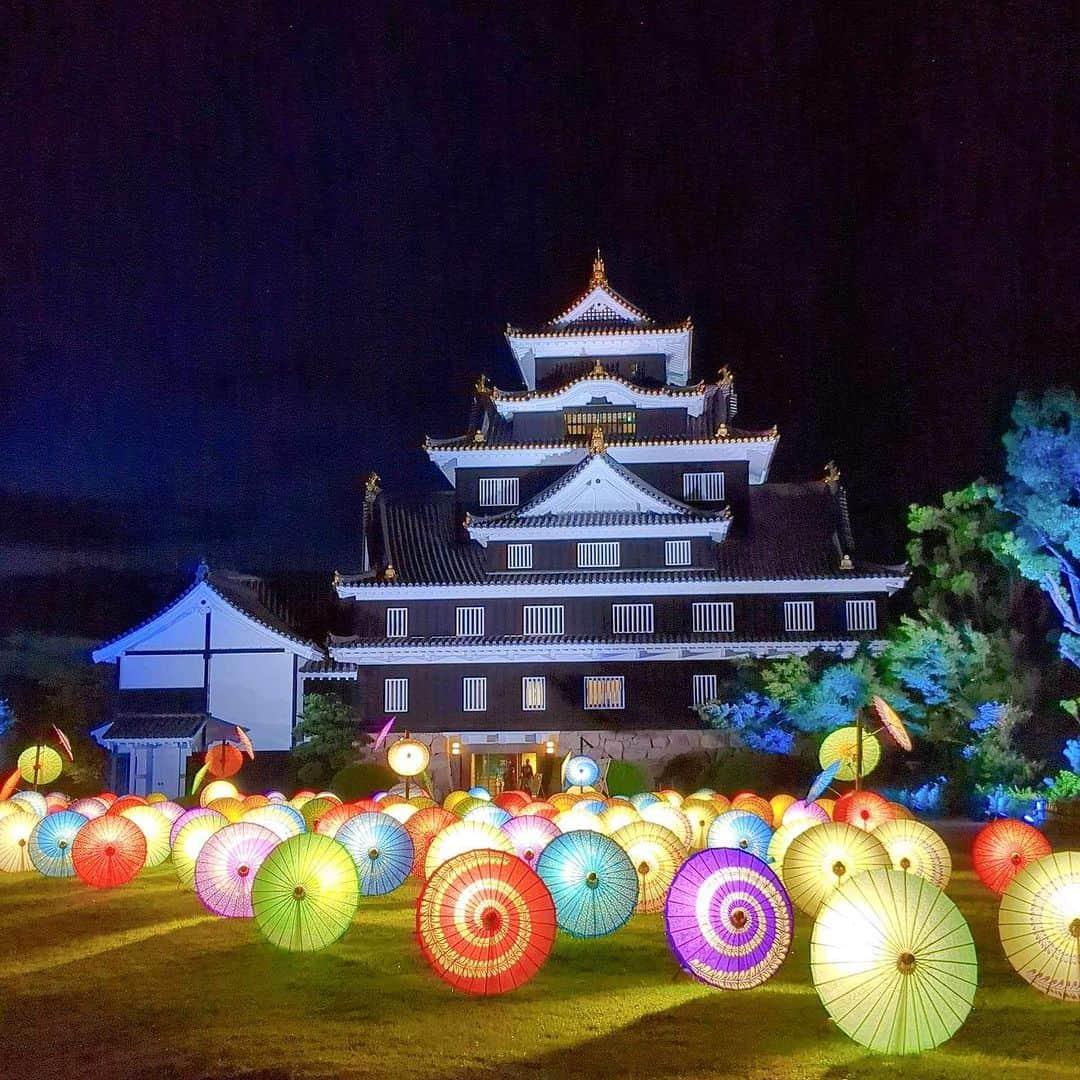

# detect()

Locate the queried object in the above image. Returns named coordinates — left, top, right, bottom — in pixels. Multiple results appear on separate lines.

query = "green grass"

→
left=1, top=821, right=1077, bottom=1080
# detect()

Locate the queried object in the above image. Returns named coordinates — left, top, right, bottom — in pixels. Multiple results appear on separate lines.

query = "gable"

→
left=552, top=284, right=648, bottom=327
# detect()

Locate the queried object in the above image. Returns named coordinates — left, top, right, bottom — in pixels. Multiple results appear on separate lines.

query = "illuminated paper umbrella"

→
left=120, top=806, right=173, bottom=868
left=819, top=726, right=881, bottom=781
left=417, top=848, right=557, bottom=995
left=29, top=810, right=88, bottom=877
left=72, top=814, right=147, bottom=888
left=69, top=797, right=108, bottom=820
left=641, top=803, right=694, bottom=848
left=999, top=851, right=1080, bottom=1001
left=9, top=790, right=48, bottom=819
left=336, top=811, right=414, bottom=896
left=873, top=819, right=952, bottom=889
left=0, top=811, right=37, bottom=872
left=833, top=790, right=894, bottom=833
left=563, top=755, right=601, bottom=788
left=781, top=823, right=891, bottom=917
left=781, top=800, right=830, bottom=828
left=767, top=820, right=817, bottom=877
left=872, top=695, right=913, bottom=751
left=205, top=741, right=244, bottom=779
left=300, top=797, right=339, bottom=831
left=665, top=847, right=793, bottom=990
left=464, top=803, right=513, bottom=829
left=173, top=812, right=229, bottom=890
left=811, top=869, right=977, bottom=1054
left=806, top=761, right=842, bottom=804
left=405, top=806, right=456, bottom=879
left=196, top=822, right=280, bottom=918
left=611, top=820, right=687, bottom=913
left=314, top=802, right=365, bottom=838
left=502, top=814, right=561, bottom=868
left=972, top=819, right=1052, bottom=895
left=251, top=833, right=359, bottom=951
left=707, top=810, right=774, bottom=863
left=536, top=830, right=638, bottom=938
left=425, top=819, right=514, bottom=880
left=243, top=803, right=306, bottom=841
left=17, top=746, right=63, bottom=786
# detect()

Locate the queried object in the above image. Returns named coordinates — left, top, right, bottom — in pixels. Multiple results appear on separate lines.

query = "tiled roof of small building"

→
left=98, top=714, right=208, bottom=740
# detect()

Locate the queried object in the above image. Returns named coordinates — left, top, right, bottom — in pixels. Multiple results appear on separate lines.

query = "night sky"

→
left=2, top=3, right=1074, bottom=574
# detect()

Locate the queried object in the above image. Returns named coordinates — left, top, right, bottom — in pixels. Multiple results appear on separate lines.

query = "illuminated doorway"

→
left=473, top=751, right=540, bottom=795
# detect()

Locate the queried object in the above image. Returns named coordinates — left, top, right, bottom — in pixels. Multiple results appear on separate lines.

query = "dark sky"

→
left=2, top=3, right=1074, bottom=574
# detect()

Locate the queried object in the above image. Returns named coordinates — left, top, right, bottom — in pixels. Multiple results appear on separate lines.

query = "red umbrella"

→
left=0, top=768, right=20, bottom=801
left=106, top=795, right=147, bottom=816
left=494, top=791, right=532, bottom=814
left=972, top=819, right=1052, bottom=895
left=206, top=742, right=244, bottom=779
left=72, top=815, right=147, bottom=888
left=52, top=725, right=75, bottom=762
left=834, top=790, right=894, bottom=832
left=313, top=802, right=365, bottom=838
left=416, top=848, right=557, bottom=995
left=405, top=806, right=456, bottom=879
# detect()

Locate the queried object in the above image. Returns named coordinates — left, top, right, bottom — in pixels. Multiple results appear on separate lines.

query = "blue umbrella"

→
left=336, top=811, right=414, bottom=896
left=629, top=792, right=660, bottom=811
left=706, top=810, right=774, bottom=863
left=536, top=830, right=638, bottom=938
left=29, top=810, right=88, bottom=877
left=467, top=786, right=492, bottom=801
left=463, top=803, right=513, bottom=829
left=564, top=755, right=601, bottom=788
left=806, top=761, right=842, bottom=803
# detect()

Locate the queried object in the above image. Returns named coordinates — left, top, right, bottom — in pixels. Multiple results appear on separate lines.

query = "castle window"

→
left=578, top=541, right=620, bottom=568
left=845, top=599, right=877, bottom=632
left=456, top=606, right=485, bottom=637
left=522, top=676, right=546, bottom=711
left=692, top=674, right=718, bottom=706
left=693, top=601, right=734, bottom=633
left=462, top=677, right=487, bottom=712
left=385, top=607, right=408, bottom=638
left=683, top=471, right=725, bottom=501
left=507, top=543, right=533, bottom=570
left=479, top=477, right=519, bottom=507
left=784, top=601, right=815, bottom=632
left=564, top=407, right=636, bottom=438
left=665, top=540, right=691, bottom=566
left=384, top=678, right=409, bottom=713
left=523, top=605, right=564, bottom=636
left=584, top=676, right=625, bottom=710
left=612, top=603, right=654, bottom=634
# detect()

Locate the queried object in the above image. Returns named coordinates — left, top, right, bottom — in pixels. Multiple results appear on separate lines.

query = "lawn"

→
left=1, top=821, right=1077, bottom=1080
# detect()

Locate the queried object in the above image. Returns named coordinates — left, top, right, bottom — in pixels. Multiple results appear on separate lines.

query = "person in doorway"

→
left=520, top=759, right=535, bottom=795
left=504, top=757, right=518, bottom=792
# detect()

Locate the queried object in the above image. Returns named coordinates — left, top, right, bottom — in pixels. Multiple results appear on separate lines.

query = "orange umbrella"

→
left=206, top=742, right=244, bottom=779
left=972, top=819, right=1052, bottom=895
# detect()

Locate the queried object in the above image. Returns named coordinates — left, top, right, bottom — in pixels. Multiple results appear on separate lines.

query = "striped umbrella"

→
left=336, top=811, right=414, bottom=896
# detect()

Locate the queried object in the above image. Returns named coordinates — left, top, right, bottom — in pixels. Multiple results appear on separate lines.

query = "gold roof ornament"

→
left=474, top=373, right=492, bottom=395
left=590, top=248, right=607, bottom=287
left=332, top=570, right=342, bottom=587
left=589, top=425, right=607, bottom=455
left=716, top=422, right=729, bottom=438
left=463, top=511, right=472, bottom=527
left=473, top=429, right=486, bottom=444
left=590, top=357, right=607, bottom=376
left=383, top=563, right=397, bottom=582
left=365, top=472, right=381, bottom=494
left=839, top=553, right=854, bottom=571
left=823, top=460, right=841, bottom=486
left=717, top=365, right=734, bottom=387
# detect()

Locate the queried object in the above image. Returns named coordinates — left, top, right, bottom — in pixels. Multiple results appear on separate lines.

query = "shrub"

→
left=606, top=759, right=648, bottom=797
left=331, top=762, right=398, bottom=800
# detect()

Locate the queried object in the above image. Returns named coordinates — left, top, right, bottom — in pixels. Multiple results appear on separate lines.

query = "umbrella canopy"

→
left=598, top=803, right=640, bottom=835
left=833, top=790, right=895, bottom=832
left=463, top=803, right=513, bottom=829
left=9, top=790, right=48, bottom=819
left=999, top=851, right=1080, bottom=1001
left=781, top=823, right=891, bottom=917
left=767, top=820, right=817, bottom=878
left=493, top=790, right=531, bottom=814
left=205, top=742, right=244, bottom=779
left=564, top=755, right=601, bottom=788
left=69, top=797, right=108, bottom=820
left=424, top=819, right=514, bottom=880
left=28, top=810, right=87, bottom=877
left=405, top=806, right=457, bottom=879
left=299, top=796, right=339, bottom=831
left=665, top=847, right=793, bottom=990
left=17, top=745, right=63, bottom=786
left=629, top=792, right=660, bottom=811
left=151, top=801, right=186, bottom=825
left=200, top=780, right=239, bottom=807
left=680, top=799, right=720, bottom=850
left=335, top=811, right=413, bottom=896
left=611, top=820, right=687, bottom=913
left=872, top=695, right=913, bottom=751
left=119, top=805, right=173, bottom=868
left=71, top=814, right=147, bottom=888
left=417, top=848, right=557, bottom=995
left=769, top=794, right=797, bottom=823
left=0, top=769, right=20, bottom=801
left=536, top=830, right=639, bottom=938
left=807, top=761, right=842, bottom=803
left=195, top=822, right=280, bottom=918
left=706, top=809, right=774, bottom=863
left=811, top=869, right=977, bottom=1054
left=449, top=796, right=488, bottom=820
left=466, top=786, right=492, bottom=801
left=972, top=819, right=1053, bottom=895
left=657, top=789, right=684, bottom=807
left=251, top=833, right=360, bottom=951
left=242, top=803, right=306, bottom=841
left=170, top=806, right=224, bottom=847
left=519, top=801, right=559, bottom=821
left=554, top=808, right=608, bottom=835
left=873, top=819, right=952, bottom=889
left=640, top=803, right=693, bottom=848
left=502, top=814, right=562, bottom=867
left=0, top=810, right=37, bottom=872
left=730, top=794, right=773, bottom=828
left=312, top=802, right=365, bottom=838
left=106, top=794, right=146, bottom=816
left=781, top=800, right=831, bottom=828
left=172, top=811, right=229, bottom=890
left=819, top=727, right=881, bottom=781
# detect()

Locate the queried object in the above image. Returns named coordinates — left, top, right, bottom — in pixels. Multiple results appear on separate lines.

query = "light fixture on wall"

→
left=545, top=739, right=555, bottom=756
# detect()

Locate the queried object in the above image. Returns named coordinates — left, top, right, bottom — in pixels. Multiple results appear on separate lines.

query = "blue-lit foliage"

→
left=1064, top=738, right=1080, bottom=774
left=697, top=692, right=795, bottom=755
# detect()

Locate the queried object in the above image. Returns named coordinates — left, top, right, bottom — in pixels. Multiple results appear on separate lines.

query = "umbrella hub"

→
left=293, top=885, right=307, bottom=900
left=585, top=871, right=599, bottom=888
left=104, top=845, right=116, bottom=857
left=738, top=839, right=748, bottom=849
left=481, top=906, right=502, bottom=932
left=58, top=840, right=68, bottom=850
left=237, top=864, right=250, bottom=878
left=1070, top=918, right=1080, bottom=939
left=1010, top=851, right=1023, bottom=866
left=524, top=848, right=535, bottom=862
left=730, top=908, right=748, bottom=930
left=831, top=860, right=847, bottom=879
left=897, top=951, right=917, bottom=974
left=18, top=838, right=26, bottom=848
left=368, top=848, right=381, bottom=861
left=899, top=856, right=911, bottom=870
left=638, top=861, right=651, bottom=877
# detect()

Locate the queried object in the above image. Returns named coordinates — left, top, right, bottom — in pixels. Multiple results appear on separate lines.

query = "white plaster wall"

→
left=209, top=608, right=282, bottom=651
left=130, top=606, right=207, bottom=650
left=208, top=652, right=295, bottom=750
left=150, top=745, right=184, bottom=797
left=119, top=652, right=204, bottom=689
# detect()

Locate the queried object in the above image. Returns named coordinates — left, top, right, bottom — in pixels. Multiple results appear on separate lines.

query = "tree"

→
left=996, top=388, right=1080, bottom=668
left=292, top=693, right=360, bottom=783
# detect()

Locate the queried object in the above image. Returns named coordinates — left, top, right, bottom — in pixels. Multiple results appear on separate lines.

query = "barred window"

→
left=692, top=674, right=718, bottom=706
left=578, top=541, right=620, bottom=568
left=507, top=543, right=533, bottom=570
left=612, top=603, right=654, bottom=634
left=462, top=677, right=487, bottom=712
left=665, top=540, right=691, bottom=566
left=478, top=477, right=519, bottom=507
left=522, top=676, right=546, bottom=711
left=385, top=607, right=408, bottom=638
left=693, top=601, right=734, bottom=633
left=584, top=675, right=625, bottom=710
left=384, top=678, right=408, bottom=713
left=784, top=601, right=815, bottom=632
left=523, top=605, right=564, bottom=636
left=846, top=599, right=877, bottom=632
left=455, top=606, right=484, bottom=637
left=564, top=408, right=636, bottom=438
left=683, top=471, right=725, bottom=501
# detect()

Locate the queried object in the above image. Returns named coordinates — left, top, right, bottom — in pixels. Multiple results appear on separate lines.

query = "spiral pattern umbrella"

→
left=536, top=830, right=638, bottom=938
left=195, top=822, right=280, bottom=918
left=425, top=819, right=514, bottom=880
left=611, top=820, right=687, bottom=913
left=665, top=847, right=793, bottom=991
left=564, top=755, right=601, bottom=788
left=873, top=819, right=952, bottom=889
left=999, top=851, right=1080, bottom=1001
left=28, top=810, right=87, bottom=877
left=706, top=809, right=774, bottom=863
left=17, top=746, right=63, bottom=786
left=502, top=814, right=562, bottom=869
left=336, top=811, right=413, bottom=896
left=172, top=811, right=229, bottom=890
left=417, top=849, right=557, bottom=995
left=972, top=819, right=1052, bottom=895
left=242, top=803, right=306, bottom=841
left=819, top=727, right=881, bottom=781
left=0, top=810, right=37, bottom=873
left=72, top=814, right=147, bottom=888
left=119, top=805, right=173, bottom=868
left=833, top=790, right=894, bottom=833
left=811, top=869, right=977, bottom=1054
left=405, top=806, right=457, bottom=879
left=251, top=833, right=359, bottom=951
left=781, top=823, right=891, bottom=917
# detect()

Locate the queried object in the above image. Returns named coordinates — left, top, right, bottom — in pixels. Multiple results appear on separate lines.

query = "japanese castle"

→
left=93, top=255, right=906, bottom=796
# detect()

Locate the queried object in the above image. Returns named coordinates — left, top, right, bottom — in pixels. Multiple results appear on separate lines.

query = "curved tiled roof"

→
left=506, top=317, right=692, bottom=340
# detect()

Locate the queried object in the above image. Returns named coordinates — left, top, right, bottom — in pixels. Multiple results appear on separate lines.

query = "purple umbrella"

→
left=664, top=847, right=794, bottom=990
left=195, top=822, right=280, bottom=918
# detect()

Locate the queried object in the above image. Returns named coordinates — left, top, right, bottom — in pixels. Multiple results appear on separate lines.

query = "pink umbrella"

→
left=195, top=822, right=280, bottom=918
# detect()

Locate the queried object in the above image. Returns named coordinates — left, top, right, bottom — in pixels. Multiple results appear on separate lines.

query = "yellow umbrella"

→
left=598, top=803, right=640, bottom=834
left=873, top=819, right=952, bottom=889
left=680, top=799, right=720, bottom=850
left=423, top=819, right=513, bottom=880
left=819, top=726, right=881, bottom=781
left=766, top=819, right=816, bottom=880
left=0, top=810, right=36, bottom=873
left=610, top=820, right=687, bottom=913
left=781, top=822, right=891, bottom=917
left=200, top=779, right=239, bottom=807
left=769, top=794, right=797, bottom=824
left=119, top=805, right=173, bottom=868
left=17, top=746, right=63, bottom=786
left=640, top=803, right=693, bottom=848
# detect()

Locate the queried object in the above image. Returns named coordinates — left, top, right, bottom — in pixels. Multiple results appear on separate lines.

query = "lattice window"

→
left=784, top=601, right=816, bottom=632
left=462, top=677, right=487, bottom=712
left=478, top=477, right=519, bottom=507
left=692, top=674, right=719, bottom=706
left=576, top=303, right=621, bottom=322
left=612, top=603, right=654, bottom=634
left=385, top=607, right=408, bottom=638
left=665, top=540, right=692, bottom=567
left=456, top=606, right=485, bottom=637
left=507, top=543, right=533, bottom=570
left=845, top=599, right=877, bottom=632
left=692, top=601, right=735, bottom=633
left=584, top=676, right=625, bottom=710
left=384, top=678, right=408, bottom=713
left=564, top=408, right=637, bottom=438
left=683, top=471, right=726, bottom=501
left=578, top=541, right=620, bottom=568
left=523, top=605, right=565, bottom=636
left=522, top=676, right=546, bottom=711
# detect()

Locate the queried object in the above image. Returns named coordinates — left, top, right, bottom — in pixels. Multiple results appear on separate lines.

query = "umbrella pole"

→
left=855, top=709, right=864, bottom=792
left=32, top=738, right=43, bottom=792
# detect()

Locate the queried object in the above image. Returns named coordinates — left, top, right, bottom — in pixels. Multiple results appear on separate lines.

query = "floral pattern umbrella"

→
left=664, top=847, right=793, bottom=990
left=972, top=819, right=1053, bottom=895
left=335, top=811, right=414, bottom=896
left=195, top=822, right=280, bottom=918
left=28, top=810, right=88, bottom=877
